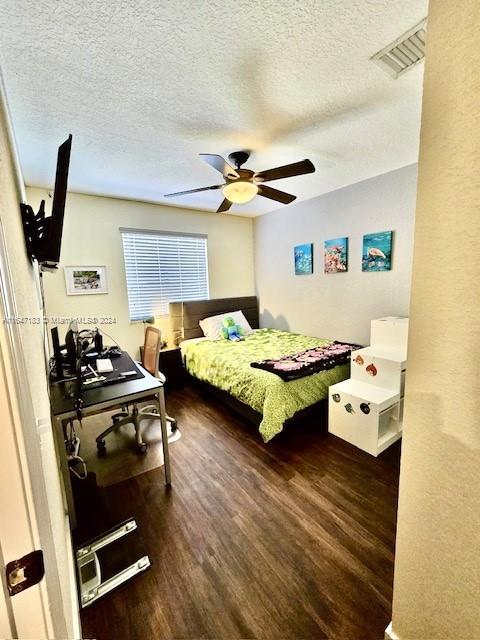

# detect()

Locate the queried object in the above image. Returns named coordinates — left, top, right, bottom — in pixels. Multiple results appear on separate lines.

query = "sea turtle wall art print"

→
left=362, top=231, right=393, bottom=272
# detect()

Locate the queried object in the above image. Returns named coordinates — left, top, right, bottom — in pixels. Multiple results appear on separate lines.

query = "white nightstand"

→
left=328, top=317, right=408, bottom=457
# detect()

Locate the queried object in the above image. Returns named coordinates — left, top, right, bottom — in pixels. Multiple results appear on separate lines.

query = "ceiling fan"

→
left=164, top=151, right=315, bottom=213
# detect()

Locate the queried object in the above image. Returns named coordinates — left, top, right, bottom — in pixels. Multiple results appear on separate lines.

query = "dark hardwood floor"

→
left=75, top=383, right=401, bottom=640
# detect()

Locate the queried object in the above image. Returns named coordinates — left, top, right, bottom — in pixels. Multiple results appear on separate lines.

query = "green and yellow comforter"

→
left=182, top=328, right=349, bottom=442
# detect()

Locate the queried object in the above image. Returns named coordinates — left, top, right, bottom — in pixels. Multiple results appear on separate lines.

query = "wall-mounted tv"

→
left=21, top=134, right=72, bottom=269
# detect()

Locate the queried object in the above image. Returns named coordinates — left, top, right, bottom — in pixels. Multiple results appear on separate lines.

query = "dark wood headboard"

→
left=169, top=296, right=259, bottom=341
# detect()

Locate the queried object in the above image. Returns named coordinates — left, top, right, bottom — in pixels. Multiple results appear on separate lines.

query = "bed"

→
left=169, top=296, right=351, bottom=442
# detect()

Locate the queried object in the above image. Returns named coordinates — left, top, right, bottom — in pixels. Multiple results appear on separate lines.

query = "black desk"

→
left=50, top=361, right=172, bottom=528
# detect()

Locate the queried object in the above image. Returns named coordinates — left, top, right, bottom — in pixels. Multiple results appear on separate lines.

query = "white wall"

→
left=27, top=188, right=255, bottom=356
left=390, top=1, right=480, bottom=638
left=254, top=164, right=417, bottom=345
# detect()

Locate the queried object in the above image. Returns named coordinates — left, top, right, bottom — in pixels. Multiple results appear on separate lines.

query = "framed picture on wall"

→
left=324, top=237, right=348, bottom=273
left=64, top=266, right=108, bottom=295
left=294, top=243, right=313, bottom=275
left=362, top=231, right=393, bottom=272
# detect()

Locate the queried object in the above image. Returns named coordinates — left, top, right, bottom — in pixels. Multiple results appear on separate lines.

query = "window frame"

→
left=120, top=227, right=210, bottom=321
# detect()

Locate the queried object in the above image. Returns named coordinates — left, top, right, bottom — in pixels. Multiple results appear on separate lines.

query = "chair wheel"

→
left=138, top=443, right=147, bottom=455
left=170, top=420, right=178, bottom=433
left=97, top=440, right=106, bottom=456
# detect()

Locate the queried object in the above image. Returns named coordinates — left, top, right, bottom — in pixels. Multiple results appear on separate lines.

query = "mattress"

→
left=181, top=328, right=350, bottom=442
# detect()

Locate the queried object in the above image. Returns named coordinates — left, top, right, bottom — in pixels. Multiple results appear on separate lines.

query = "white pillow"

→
left=199, top=310, right=253, bottom=340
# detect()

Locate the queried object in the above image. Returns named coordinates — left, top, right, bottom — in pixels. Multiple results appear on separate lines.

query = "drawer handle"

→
left=366, top=363, right=377, bottom=376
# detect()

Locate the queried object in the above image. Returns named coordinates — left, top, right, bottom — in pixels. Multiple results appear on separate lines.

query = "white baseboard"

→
left=385, top=622, right=400, bottom=640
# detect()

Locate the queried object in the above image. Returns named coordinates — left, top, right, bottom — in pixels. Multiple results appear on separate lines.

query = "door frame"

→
left=0, top=70, right=79, bottom=638
left=0, top=219, right=71, bottom=638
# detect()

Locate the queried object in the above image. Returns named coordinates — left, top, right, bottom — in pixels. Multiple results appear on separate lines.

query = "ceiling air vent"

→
left=371, top=18, right=427, bottom=79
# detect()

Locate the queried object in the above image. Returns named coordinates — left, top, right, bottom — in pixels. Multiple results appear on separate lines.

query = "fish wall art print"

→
left=324, top=237, right=348, bottom=273
left=362, top=231, right=393, bottom=272
left=294, top=243, right=313, bottom=275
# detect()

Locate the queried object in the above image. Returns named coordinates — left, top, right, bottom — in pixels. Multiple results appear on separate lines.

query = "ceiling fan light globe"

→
left=222, top=181, right=258, bottom=204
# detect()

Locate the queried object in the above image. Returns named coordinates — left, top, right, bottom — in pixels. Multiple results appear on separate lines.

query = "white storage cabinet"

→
left=328, top=317, right=408, bottom=457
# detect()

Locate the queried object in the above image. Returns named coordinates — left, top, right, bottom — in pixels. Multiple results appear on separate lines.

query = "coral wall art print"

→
left=324, top=237, right=348, bottom=273
left=362, top=231, right=393, bottom=272
left=294, top=243, right=313, bottom=275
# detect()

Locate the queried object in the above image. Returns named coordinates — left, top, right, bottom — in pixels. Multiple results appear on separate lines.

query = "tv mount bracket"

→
left=20, top=199, right=58, bottom=270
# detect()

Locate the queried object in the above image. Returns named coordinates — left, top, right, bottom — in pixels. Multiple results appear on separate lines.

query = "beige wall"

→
left=26, top=188, right=255, bottom=356
left=391, top=1, right=480, bottom=638
left=254, top=165, right=417, bottom=345
left=0, top=84, right=75, bottom=637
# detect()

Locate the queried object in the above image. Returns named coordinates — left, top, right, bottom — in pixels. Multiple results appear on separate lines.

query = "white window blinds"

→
left=121, top=229, right=209, bottom=320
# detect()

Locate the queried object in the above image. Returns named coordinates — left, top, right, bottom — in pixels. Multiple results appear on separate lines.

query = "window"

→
left=121, top=229, right=209, bottom=320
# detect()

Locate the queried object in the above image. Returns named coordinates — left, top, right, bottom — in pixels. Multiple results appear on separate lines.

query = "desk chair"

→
left=96, top=327, right=177, bottom=455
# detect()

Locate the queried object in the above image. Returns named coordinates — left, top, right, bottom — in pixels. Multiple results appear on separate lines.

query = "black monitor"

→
left=20, top=134, right=72, bottom=268
left=51, top=326, right=64, bottom=380
left=65, top=319, right=79, bottom=373
left=43, top=134, right=72, bottom=264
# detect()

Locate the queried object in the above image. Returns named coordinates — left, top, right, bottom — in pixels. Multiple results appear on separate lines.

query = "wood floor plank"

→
left=76, top=383, right=400, bottom=640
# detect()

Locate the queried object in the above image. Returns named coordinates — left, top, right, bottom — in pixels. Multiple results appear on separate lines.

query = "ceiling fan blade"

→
left=255, top=159, right=315, bottom=183
left=164, top=184, right=224, bottom=198
left=200, top=154, right=240, bottom=179
left=258, top=185, right=296, bottom=204
left=217, top=198, right=233, bottom=213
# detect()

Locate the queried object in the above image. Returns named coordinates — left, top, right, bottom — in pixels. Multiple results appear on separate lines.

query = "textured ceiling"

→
left=0, top=0, right=427, bottom=217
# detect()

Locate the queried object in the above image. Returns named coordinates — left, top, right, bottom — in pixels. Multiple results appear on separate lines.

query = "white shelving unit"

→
left=328, top=317, right=408, bottom=457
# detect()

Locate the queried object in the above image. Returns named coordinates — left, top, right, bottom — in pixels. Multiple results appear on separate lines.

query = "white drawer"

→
left=328, top=382, right=401, bottom=457
left=351, top=347, right=404, bottom=392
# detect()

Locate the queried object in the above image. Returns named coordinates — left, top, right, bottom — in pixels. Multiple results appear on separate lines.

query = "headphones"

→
left=103, top=345, right=122, bottom=358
